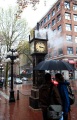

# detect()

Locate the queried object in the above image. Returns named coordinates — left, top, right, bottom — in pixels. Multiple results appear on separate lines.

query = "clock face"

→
left=35, top=42, right=46, bottom=52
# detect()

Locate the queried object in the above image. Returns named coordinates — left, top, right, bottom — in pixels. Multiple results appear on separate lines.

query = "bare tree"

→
left=0, top=7, right=30, bottom=88
left=0, top=7, right=29, bottom=51
left=17, top=40, right=32, bottom=63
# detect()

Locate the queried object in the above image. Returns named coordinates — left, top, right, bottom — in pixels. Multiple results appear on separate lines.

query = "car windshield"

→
left=16, top=78, right=21, bottom=80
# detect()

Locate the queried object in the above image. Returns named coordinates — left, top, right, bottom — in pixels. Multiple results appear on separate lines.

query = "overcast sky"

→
left=0, top=0, right=57, bottom=28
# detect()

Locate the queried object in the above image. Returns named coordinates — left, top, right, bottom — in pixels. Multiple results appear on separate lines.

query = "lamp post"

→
left=0, top=64, right=4, bottom=87
left=5, top=47, right=19, bottom=102
left=0, top=64, right=4, bottom=79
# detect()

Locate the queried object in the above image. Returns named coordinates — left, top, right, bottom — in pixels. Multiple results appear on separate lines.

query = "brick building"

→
left=34, top=0, right=77, bottom=70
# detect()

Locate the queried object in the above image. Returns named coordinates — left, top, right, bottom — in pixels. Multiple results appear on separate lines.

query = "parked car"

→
left=8, top=77, right=16, bottom=86
left=21, top=77, right=28, bottom=81
left=14, top=78, right=22, bottom=84
left=8, top=77, right=11, bottom=81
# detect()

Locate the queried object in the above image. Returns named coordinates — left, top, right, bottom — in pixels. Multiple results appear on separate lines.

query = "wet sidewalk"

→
left=0, top=80, right=77, bottom=120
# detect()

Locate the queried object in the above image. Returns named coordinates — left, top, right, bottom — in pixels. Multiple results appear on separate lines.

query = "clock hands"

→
left=39, top=46, right=44, bottom=48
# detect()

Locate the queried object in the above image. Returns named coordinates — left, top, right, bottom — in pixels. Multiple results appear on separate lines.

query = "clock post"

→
left=29, top=29, right=48, bottom=109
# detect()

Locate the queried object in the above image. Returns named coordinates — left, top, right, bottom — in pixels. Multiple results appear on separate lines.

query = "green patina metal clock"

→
left=29, top=30, right=48, bottom=109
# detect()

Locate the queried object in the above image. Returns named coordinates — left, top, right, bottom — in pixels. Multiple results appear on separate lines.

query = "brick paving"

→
left=0, top=80, right=77, bottom=120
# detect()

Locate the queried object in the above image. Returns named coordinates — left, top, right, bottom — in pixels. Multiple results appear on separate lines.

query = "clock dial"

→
left=36, top=42, right=46, bottom=52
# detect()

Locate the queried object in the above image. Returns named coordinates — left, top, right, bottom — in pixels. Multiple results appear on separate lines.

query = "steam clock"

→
left=29, top=29, right=48, bottom=109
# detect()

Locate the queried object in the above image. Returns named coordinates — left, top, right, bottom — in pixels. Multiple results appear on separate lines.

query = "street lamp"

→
left=0, top=64, right=4, bottom=87
left=0, top=64, right=4, bottom=79
left=5, top=47, right=19, bottom=102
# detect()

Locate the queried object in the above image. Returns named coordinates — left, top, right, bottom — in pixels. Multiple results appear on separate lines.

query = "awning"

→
left=68, top=60, right=75, bottom=64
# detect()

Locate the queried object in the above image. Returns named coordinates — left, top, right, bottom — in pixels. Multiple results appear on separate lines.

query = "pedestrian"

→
left=39, top=73, right=62, bottom=120
left=55, top=73, right=71, bottom=120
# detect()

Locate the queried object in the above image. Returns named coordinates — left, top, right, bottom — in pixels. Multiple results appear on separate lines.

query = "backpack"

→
left=67, top=84, right=75, bottom=105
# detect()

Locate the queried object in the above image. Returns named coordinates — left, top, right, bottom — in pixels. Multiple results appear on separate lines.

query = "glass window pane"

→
left=66, top=24, right=71, bottom=31
left=73, top=4, right=77, bottom=11
left=67, top=47, right=73, bottom=54
left=74, top=25, right=77, bottom=32
left=66, top=35, right=72, bottom=41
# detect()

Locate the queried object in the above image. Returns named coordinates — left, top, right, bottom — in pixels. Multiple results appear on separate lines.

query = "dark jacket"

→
left=49, top=84, right=62, bottom=105
left=39, top=83, right=62, bottom=109
left=57, top=80, right=70, bottom=114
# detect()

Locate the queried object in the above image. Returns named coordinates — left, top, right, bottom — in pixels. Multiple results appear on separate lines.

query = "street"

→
left=0, top=80, right=77, bottom=120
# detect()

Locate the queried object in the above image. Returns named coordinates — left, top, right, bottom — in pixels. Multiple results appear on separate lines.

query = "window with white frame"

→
left=67, top=47, right=73, bottom=54
left=74, top=25, right=77, bottom=32
left=57, top=3, right=60, bottom=11
left=53, top=50, right=57, bottom=57
left=58, top=48, right=63, bottom=55
left=64, top=1, right=70, bottom=9
left=48, top=52, right=52, bottom=58
left=66, top=35, right=72, bottom=41
left=52, top=19, right=56, bottom=26
left=66, top=24, right=71, bottom=31
left=74, top=14, right=77, bottom=21
left=58, top=25, right=62, bottom=31
left=48, top=23, right=51, bottom=28
left=44, top=17, right=47, bottom=23
left=48, top=14, right=50, bottom=20
left=41, top=21, right=43, bottom=26
left=65, top=12, right=71, bottom=20
left=73, top=4, right=77, bottom=11
left=57, top=14, right=61, bottom=22
left=52, top=9, right=55, bottom=16
left=75, top=36, right=77, bottom=43
left=53, top=29, right=56, bottom=31
left=44, top=26, right=47, bottom=29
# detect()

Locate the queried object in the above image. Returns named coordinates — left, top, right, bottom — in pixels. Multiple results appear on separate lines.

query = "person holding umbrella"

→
left=39, top=73, right=62, bottom=120
left=55, top=73, right=71, bottom=120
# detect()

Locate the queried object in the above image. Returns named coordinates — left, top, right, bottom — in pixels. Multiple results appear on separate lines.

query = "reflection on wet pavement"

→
left=0, top=91, right=9, bottom=100
left=0, top=80, right=77, bottom=120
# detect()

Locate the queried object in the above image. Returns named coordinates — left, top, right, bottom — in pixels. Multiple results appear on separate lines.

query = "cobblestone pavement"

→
left=0, top=80, right=77, bottom=120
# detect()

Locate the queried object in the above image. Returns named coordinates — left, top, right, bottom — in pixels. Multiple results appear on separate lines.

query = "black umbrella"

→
left=34, top=60, right=75, bottom=71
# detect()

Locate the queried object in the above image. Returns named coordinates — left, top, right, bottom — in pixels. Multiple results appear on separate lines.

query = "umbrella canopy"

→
left=34, top=60, right=75, bottom=71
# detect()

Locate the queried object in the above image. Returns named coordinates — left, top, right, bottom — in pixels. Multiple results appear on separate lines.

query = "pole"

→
left=9, top=50, right=15, bottom=102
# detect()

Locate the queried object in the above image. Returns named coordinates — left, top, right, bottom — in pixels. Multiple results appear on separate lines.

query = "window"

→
left=66, top=24, right=72, bottom=31
left=48, top=23, right=51, bottom=28
left=76, top=48, right=77, bottom=54
left=53, top=50, right=57, bottom=57
left=66, top=35, right=72, bottom=41
left=75, top=37, right=77, bottom=43
left=52, top=19, right=56, bottom=26
left=74, top=14, right=77, bottom=21
left=74, top=25, right=77, bottom=32
left=64, top=1, right=70, bottom=9
left=52, top=9, right=55, bottom=16
left=58, top=25, right=62, bottom=31
left=58, top=48, right=63, bottom=55
left=65, top=13, right=71, bottom=20
left=41, top=21, right=43, bottom=26
left=53, top=29, right=56, bottom=31
left=57, top=3, right=60, bottom=11
left=48, top=14, right=50, bottom=20
left=44, top=26, right=47, bottom=29
left=48, top=52, right=52, bottom=58
left=44, top=17, right=47, bottom=23
left=57, top=14, right=61, bottom=22
left=67, top=47, right=73, bottom=54
left=73, top=4, right=77, bottom=11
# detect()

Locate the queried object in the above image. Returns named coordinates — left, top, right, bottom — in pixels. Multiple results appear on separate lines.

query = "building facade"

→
left=35, top=0, right=77, bottom=69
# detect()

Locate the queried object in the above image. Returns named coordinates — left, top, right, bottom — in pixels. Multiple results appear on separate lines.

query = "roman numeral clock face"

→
left=35, top=42, right=46, bottom=53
